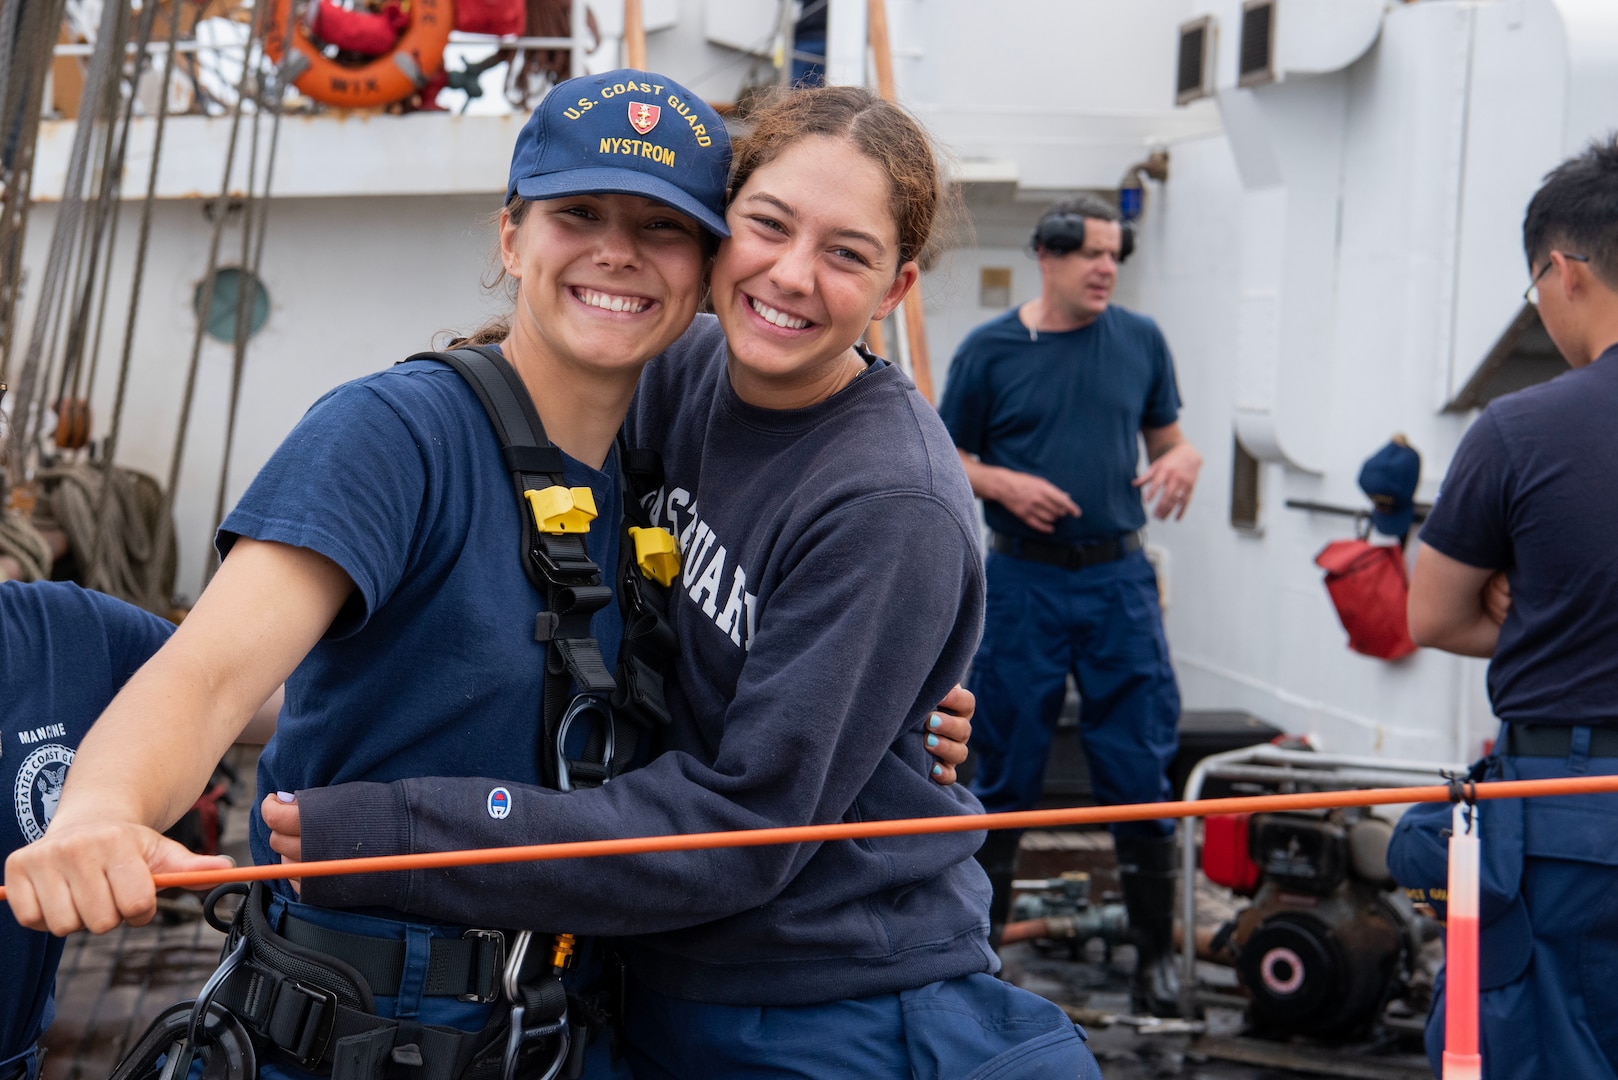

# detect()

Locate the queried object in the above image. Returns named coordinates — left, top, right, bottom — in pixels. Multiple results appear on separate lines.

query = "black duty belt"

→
left=282, top=914, right=508, bottom=1001
left=990, top=529, right=1142, bottom=570
left=1502, top=724, right=1618, bottom=758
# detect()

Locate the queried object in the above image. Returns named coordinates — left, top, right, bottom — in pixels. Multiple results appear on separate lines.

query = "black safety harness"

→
left=110, top=347, right=680, bottom=1080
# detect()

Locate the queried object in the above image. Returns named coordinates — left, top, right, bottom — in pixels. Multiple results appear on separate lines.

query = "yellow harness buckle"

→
left=628, top=526, right=680, bottom=587
left=525, top=486, right=598, bottom=534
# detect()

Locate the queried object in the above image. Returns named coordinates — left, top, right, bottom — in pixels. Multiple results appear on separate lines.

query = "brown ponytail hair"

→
left=439, top=196, right=533, bottom=349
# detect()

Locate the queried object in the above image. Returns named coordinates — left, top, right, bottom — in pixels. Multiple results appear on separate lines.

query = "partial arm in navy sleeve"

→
left=1408, top=411, right=1514, bottom=657
left=293, top=493, right=985, bottom=934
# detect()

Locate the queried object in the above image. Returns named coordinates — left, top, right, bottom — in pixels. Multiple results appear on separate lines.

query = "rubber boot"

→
left=974, top=829, right=1023, bottom=951
left=1115, top=832, right=1183, bottom=1017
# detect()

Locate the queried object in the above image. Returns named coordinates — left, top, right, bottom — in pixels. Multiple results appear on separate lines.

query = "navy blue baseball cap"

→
left=1358, top=438, right=1421, bottom=538
left=506, top=69, right=731, bottom=237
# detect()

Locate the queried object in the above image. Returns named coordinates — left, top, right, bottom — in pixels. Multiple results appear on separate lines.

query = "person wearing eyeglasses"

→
left=936, top=195, right=1201, bottom=1017
left=1398, top=136, right=1618, bottom=1078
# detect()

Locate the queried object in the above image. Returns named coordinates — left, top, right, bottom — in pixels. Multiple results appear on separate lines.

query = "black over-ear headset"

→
left=1031, top=213, right=1135, bottom=263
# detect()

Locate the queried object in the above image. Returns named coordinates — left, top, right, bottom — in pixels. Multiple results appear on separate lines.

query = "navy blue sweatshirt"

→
left=297, top=315, right=996, bottom=1005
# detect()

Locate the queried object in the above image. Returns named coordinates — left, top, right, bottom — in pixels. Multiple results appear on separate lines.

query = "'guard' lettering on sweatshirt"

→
left=649, top=486, right=757, bottom=650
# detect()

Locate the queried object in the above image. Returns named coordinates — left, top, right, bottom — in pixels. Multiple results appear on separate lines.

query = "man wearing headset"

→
left=938, top=195, right=1201, bottom=1017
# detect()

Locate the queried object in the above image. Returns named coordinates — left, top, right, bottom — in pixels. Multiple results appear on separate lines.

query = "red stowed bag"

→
left=1314, top=539, right=1418, bottom=660
left=456, top=0, right=526, bottom=37
left=307, top=0, right=408, bottom=56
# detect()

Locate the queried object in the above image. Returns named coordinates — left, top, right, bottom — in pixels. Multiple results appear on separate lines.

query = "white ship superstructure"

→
left=14, top=0, right=1618, bottom=766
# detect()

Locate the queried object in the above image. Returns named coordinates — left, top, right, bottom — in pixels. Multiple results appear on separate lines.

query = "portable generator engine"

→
left=1205, top=809, right=1423, bottom=1039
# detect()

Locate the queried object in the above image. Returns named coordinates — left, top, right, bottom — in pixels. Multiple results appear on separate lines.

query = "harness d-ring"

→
left=555, top=694, right=616, bottom=794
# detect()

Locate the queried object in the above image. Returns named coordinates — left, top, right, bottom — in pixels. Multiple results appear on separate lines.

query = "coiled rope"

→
left=36, top=462, right=175, bottom=610
left=0, top=508, right=52, bottom=581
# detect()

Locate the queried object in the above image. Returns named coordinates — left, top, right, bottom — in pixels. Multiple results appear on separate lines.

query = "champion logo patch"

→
left=487, top=787, right=511, bottom=820
left=628, top=102, right=661, bottom=136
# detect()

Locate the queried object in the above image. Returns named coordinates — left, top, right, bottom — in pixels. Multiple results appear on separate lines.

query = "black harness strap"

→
left=126, top=347, right=687, bottom=1080
left=203, top=884, right=526, bottom=1080
left=413, top=345, right=657, bottom=791
left=610, top=438, right=680, bottom=733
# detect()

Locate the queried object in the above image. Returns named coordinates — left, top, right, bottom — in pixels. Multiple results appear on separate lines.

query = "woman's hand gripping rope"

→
left=4, top=821, right=232, bottom=936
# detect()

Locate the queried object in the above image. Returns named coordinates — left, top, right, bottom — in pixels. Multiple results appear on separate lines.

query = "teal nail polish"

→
left=932, top=763, right=944, bottom=777
left=926, top=733, right=939, bottom=748
left=928, top=714, right=943, bottom=730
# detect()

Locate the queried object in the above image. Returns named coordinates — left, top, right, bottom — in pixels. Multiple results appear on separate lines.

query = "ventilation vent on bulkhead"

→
left=1176, top=16, right=1215, bottom=105
left=1238, top=0, right=1277, bottom=88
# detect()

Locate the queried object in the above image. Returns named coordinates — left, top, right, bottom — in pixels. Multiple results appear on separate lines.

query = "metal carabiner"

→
left=554, top=694, right=616, bottom=793
left=501, top=931, right=571, bottom=1080
left=160, top=935, right=250, bottom=1080
left=107, top=1001, right=257, bottom=1080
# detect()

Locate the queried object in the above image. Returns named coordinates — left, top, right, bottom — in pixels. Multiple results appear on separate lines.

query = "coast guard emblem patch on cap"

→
left=14, top=743, right=74, bottom=842
left=628, top=102, right=661, bottom=136
left=488, top=787, right=511, bottom=820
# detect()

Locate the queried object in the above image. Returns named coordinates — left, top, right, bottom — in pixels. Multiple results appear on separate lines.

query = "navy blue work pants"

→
left=623, top=972, right=1100, bottom=1079
left=1423, top=738, right=1618, bottom=1079
left=966, top=548, right=1180, bottom=839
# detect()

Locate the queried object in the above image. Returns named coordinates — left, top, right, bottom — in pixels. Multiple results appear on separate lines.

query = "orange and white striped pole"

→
left=1442, top=801, right=1482, bottom=1079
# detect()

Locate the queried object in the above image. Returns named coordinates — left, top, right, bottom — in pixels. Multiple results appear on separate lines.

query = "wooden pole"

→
left=865, top=317, right=887, bottom=359
left=864, top=0, right=935, bottom=400
left=866, top=0, right=896, bottom=99
left=623, top=0, right=646, bottom=69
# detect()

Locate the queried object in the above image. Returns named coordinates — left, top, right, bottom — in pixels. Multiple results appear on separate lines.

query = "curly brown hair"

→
left=729, top=85, right=958, bottom=272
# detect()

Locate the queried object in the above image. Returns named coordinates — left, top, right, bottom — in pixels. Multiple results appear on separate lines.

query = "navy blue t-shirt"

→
left=0, top=582, right=172, bottom=1066
left=938, top=305, right=1181, bottom=543
left=219, top=356, right=622, bottom=903
left=1419, top=344, right=1618, bottom=724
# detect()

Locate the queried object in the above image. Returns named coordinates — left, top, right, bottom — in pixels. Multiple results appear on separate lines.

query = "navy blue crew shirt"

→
left=0, top=583, right=173, bottom=1068
left=1419, top=344, right=1618, bottom=725
left=938, top=305, right=1181, bottom=544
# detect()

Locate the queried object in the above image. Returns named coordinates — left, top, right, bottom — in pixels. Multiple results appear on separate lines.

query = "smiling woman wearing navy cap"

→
left=6, top=73, right=1082, bottom=1080
left=4, top=69, right=735, bottom=1080
left=270, top=87, right=1101, bottom=1078
left=6, top=70, right=979, bottom=1080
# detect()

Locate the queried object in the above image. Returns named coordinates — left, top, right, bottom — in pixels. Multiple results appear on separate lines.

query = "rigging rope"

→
left=71, top=0, right=163, bottom=412
left=90, top=0, right=187, bottom=612
left=7, top=0, right=124, bottom=478
left=6, top=771, right=1618, bottom=901
left=51, top=0, right=131, bottom=413
left=149, top=1, right=267, bottom=607
left=206, top=0, right=294, bottom=582
left=0, top=0, right=72, bottom=393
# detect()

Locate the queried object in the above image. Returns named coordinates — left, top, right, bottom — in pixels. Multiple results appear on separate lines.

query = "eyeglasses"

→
left=1524, top=252, right=1591, bottom=305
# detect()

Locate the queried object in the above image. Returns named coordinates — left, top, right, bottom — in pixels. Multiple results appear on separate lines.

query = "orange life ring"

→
left=263, top=0, right=454, bottom=110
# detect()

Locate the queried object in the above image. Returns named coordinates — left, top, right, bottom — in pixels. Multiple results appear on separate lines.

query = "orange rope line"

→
left=6, top=773, right=1618, bottom=901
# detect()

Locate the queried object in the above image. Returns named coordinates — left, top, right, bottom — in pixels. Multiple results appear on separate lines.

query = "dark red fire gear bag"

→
left=1314, top=539, right=1418, bottom=661
left=456, top=0, right=526, bottom=37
